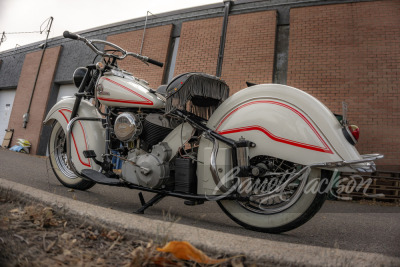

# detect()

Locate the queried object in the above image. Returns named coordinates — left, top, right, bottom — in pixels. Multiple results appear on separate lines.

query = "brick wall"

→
left=7, top=46, right=62, bottom=155
left=174, top=12, right=277, bottom=95
left=174, top=17, right=223, bottom=76
left=106, top=25, right=173, bottom=88
left=222, top=10, right=277, bottom=94
left=287, top=0, right=400, bottom=167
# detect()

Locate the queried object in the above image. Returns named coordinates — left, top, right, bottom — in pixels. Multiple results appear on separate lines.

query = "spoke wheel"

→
left=53, top=126, right=77, bottom=179
left=48, top=121, right=95, bottom=190
left=237, top=156, right=307, bottom=215
left=218, top=156, right=331, bottom=233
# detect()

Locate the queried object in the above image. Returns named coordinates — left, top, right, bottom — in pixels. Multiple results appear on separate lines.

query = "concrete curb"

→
left=1, top=178, right=399, bottom=266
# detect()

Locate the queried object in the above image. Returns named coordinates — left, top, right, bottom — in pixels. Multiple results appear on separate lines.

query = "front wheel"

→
left=218, top=167, right=330, bottom=233
left=48, top=121, right=95, bottom=190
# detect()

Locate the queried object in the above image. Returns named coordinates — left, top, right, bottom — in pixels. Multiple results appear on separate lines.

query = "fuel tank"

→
left=96, top=72, right=165, bottom=109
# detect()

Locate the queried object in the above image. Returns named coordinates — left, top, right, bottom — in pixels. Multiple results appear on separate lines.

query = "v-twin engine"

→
left=122, top=142, right=172, bottom=189
left=113, top=113, right=174, bottom=150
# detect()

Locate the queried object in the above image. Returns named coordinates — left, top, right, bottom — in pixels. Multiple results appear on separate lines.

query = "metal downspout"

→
left=216, top=0, right=233, bottom=78
left=23, top=17, right=54, bottom=128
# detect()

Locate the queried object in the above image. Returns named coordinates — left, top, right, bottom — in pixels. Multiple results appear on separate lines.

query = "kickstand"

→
left=134, top=192, right=165, bottom=214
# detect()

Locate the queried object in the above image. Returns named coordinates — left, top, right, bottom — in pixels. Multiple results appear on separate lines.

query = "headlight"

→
left=72, top=67, right=88, bottom=88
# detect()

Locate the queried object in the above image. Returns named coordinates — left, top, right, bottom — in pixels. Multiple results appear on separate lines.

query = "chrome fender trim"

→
left=312, top=154, right=384, bottom=173
left=66, top=117, right=102, bottom=177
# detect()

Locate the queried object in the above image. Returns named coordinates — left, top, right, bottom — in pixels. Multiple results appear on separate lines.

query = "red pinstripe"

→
left=216, top=100, right=333, bottom=154
left=58, top=109, right=91, bottom=167
left=99, top=77, right=153, bottom=105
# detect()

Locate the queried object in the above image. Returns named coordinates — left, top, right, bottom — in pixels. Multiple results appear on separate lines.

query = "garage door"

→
left=57, top=84, right=77, bottom=102
left=0, top=89, right=16, bottom=145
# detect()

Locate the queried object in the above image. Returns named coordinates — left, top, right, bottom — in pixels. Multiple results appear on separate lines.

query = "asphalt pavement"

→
left=0, top=148, right=399, bottom=258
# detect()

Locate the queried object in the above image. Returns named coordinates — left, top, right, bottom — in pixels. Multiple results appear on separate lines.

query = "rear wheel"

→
left=48, top=121, right=95, bottom=190
left=218, top=156, right=330, bottom=233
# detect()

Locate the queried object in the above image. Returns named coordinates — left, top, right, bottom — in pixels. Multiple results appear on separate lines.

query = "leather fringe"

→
left=165, top=73, right=229, bottom=119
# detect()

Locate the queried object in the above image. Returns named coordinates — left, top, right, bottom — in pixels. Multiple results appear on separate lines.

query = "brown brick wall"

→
left=222, top=10, right=277, bottom=94
left=8, top=46, right=62, bottom=155
left=174, top=12, right=277, bottom=95
left=106, top=25, right=173, bottom=88
left=287, top=0, right=400, bottom=166
left=174, top=17, right=223, bottom=76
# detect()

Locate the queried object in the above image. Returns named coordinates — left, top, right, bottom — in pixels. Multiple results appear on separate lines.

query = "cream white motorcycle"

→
left=44, top=31, right=382, bottom=233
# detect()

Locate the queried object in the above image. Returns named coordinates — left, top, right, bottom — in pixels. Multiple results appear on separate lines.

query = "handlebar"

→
left=147, top=58, right=164, bottom=67
left=63, top=31, right=80, bottom=40
left=63, top=30, right=164, bottom=68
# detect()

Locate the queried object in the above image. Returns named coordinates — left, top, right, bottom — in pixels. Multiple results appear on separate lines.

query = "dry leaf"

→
left=106, top=230, right=120, bottom=241
left=9, top=208, right=21, bottom=213
left=96, top=257, right=105, bottom=264
left=157, top=241, right=228, bottom=264
left=63, top=249, right=72, bottom=256
left=232, top=257, right=244, bottom=267
left=88, top=231, right=98, bottom=240
left=60, top=233, right=73, bottom=240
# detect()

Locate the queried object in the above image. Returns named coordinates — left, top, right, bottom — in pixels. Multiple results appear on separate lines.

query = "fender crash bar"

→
left=310, top=154, right=384, bottom=172
left=250, top=154, right=384, bottom=201
left=66, top=117, right=102, bottom=178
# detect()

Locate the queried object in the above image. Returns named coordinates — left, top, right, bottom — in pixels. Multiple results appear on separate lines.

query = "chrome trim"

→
left=54, top=126, right=77, bottom=179
left=311, top=154, right=383, bottom=170
left=342, top=101, right=348, bottom=126
left=87, top=39, right=127, bottom=59
left=114, top=112, right=142, bottom=141
left=205, top=134, right=230, bottom=193
left=249, top=165, right=310, bottom=204
left=236, top=137, right=250, bottom=168
left=66, top=117, right=102, bottom=177
left=248, top=154, right=383, bottom=206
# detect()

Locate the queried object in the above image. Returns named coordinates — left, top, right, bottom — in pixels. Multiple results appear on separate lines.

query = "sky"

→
left=0, top=0, right=219, bottom=52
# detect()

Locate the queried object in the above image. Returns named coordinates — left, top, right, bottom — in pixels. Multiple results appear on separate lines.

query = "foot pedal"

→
left=81, top=169, right=122, bottom=186
left=83, top=150, right=96, bottom=158
left=184, top=200, right=204, bottom=206
left=83, top=150, right=102, bottom=165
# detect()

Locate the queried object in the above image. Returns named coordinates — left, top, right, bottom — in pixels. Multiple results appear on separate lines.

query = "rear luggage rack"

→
left=312, top=154, right=384, bottom=172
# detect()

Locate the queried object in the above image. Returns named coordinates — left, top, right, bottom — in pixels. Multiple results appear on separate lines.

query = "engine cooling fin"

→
left=140, top=114, right=173, bottom=152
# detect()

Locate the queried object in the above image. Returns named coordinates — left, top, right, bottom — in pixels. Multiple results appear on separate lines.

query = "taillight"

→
left=348, top=125, right=360, bottom=141
left=342, top=125, right=359, bottom=145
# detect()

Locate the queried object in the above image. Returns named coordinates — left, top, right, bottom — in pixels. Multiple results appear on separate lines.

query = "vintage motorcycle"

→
left=44, top=31, right=382, bottom=233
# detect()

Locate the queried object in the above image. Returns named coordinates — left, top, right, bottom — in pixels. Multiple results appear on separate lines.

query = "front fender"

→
left=44, top=97, right=105, bottom=173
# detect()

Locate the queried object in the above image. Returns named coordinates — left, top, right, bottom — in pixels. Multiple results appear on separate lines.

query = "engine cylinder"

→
left=140, top=114, right=173, bottom=151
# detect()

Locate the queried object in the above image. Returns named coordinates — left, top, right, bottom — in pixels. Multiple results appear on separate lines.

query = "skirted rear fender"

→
left=197, top=84, right=368, bottom=194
